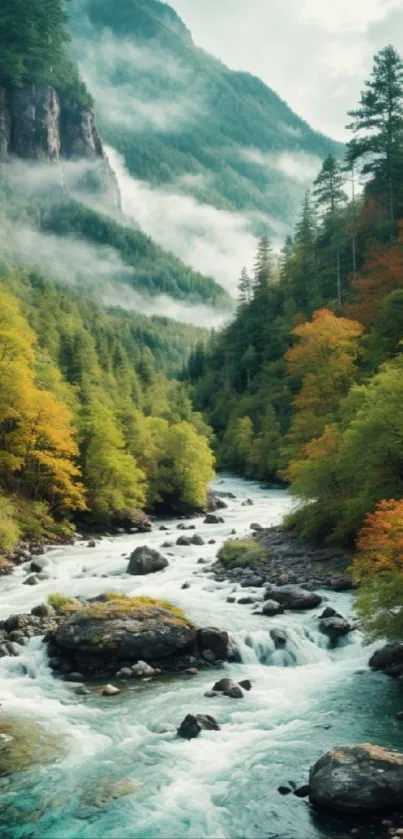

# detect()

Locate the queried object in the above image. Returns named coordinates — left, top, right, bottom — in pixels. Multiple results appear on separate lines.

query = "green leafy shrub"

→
left=217, top=538, right=267, bottom=567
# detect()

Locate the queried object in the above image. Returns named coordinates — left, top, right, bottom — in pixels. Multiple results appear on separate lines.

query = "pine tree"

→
left=253, top=235, right=272, bottom=294
left=289, top=193, right=318, bottom=310
left=313, top=155, right=347, bottom=304
left=346, top=45, right=403, bottom=223
left=313, top=155, right=347, bottom=214
left=238, top=267, right=252, bottom=306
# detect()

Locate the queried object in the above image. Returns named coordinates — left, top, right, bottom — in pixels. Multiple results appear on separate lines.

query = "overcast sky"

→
left=170, top=0, right=403, bottom=140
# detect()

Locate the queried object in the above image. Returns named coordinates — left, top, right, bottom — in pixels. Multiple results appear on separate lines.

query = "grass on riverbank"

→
left=218, top=538, right=267, bottom=567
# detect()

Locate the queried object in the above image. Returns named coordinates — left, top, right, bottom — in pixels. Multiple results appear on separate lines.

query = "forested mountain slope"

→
left=68, top=0, right=341, bottom=229
left=0, top=0, right=229, bottom=310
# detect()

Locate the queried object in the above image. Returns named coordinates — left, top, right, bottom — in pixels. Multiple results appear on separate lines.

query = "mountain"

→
left=68, top=0, right=342, bottom=234
left=0, top=2, right=230, bottom=314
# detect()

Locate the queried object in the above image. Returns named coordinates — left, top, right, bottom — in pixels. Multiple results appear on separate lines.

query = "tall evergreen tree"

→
left=238, top=267, right=252, bottom=306
left=313, top=155, right=347, bottom=304
left=346, top=45, right=403, bottom=223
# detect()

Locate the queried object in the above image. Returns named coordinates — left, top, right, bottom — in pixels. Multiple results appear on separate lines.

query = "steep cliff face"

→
left=0, top=82, right=119, bottom=206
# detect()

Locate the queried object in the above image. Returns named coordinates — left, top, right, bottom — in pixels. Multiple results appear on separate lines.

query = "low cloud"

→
left=239, top=148, right=322, bottom=183
left=73, top=28, right=206, bottom=132
left=107, top=147, right=270, bottom=294
left=0, top=219, right=226, bottom=328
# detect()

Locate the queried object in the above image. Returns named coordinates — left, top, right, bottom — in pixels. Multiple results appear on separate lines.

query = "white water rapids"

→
left=0, top=476, right=401, bottom=839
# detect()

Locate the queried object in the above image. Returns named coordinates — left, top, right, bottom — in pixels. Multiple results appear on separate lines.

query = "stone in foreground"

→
left=177, top=714, right=220, bottom=740
left=127, top=546, right=168, bottom=576
left=309, top=744, right=403, bottom=813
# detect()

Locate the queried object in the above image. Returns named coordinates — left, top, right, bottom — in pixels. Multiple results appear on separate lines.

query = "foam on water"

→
left=0, top=476, right=402, bottom=839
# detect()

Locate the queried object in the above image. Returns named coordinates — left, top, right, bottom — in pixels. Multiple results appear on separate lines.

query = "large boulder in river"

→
left=369, top=644, right=403, bottom=679
left=177, top=714, right=220, bottom=739
left=309, top=744, right=403, bottom=813
left=127, top=546, right=168, bottom=575
left=318, top=614, right=353, bottom=647
left=264, top=585, right=322, bottom=611
left=52, top=595, right=196, bottom=665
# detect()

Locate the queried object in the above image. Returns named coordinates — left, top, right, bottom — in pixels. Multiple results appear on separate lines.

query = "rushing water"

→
left=1, top=476, right=403, bottom=839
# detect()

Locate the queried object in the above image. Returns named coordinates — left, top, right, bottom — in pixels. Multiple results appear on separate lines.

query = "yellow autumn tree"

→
left=0, top=289, right=86, bottom=512
left=284, top=309, right=362, bottom=466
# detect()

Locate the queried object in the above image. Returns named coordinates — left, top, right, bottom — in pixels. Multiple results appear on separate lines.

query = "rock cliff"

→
left=0, top=82, right=119, bottom=206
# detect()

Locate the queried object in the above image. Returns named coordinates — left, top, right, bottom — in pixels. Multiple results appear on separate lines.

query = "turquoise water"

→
left=0, top=476, right=402, bottom=839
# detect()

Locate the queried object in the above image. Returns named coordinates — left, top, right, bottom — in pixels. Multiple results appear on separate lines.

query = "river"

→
left=1, top=475, right=403, bottom=839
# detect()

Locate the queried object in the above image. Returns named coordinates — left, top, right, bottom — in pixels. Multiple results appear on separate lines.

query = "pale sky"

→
left=170, top=0, right=403, bottom=140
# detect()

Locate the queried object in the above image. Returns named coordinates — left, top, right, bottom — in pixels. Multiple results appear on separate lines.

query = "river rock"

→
left=241, top=499, right=254, bottom=506
left=127, top=546, right=168, bottom=576
left=369, top=644, right=403, bottom=679
left=102, top=684, right=120, bottom=696
left=204, top=514, right=224, bottom=525
left=191, top=535, right=204, bottom=546
left=329, top=574, right=355, bottom=591
left=309, top=744, right=403, bottom=813
left=239, top=679, right=252, bottom=691
left=23, top=574, right=39, bottom=586
left=197, top=627, right=230, bottom=661
left=212, top=677, right=244, bottom=698
left=250, top=523, right=263, bottom=532
left=270, top=628, right=287, bottom=649
left=30, top=557, right=49, bottom=573
left=31, top=603, right=56, bottom=618
left=116, top=667, right=133, bottom=678
left=176, top=536, right=192, bottom=546
left=131, top=660, right=155, bottom=677
left=319, top=607, right=338, bottom=619
left=293, top=785, right=310, bottom=798
left=177, top=713, right=220, bottom=739
left=53, top=604, right=197, bottom=667
left=264, top=585, right=322, bottom=610
left=319, top=615, right=352, bottom=646
left=262, top=599, right=284, bottom=617
left=278, top=785, right=293, bottom=795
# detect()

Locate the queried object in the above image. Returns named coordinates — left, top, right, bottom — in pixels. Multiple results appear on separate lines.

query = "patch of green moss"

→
left=79, top=593, right=192, bottom=626
left=48, top=594, right=82, bottom=615
left=218, top=538, right=267, bottom=567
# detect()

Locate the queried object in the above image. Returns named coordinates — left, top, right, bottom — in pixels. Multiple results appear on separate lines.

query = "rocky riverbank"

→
left=212, top=525, right=354, bottom=591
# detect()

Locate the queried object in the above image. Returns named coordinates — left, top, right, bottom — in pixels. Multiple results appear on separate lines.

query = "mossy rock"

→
left=0, top=715, right=62, bottom=777
left=53, top=592, right=197, bottom=664
left=217, top=539, right=267, bottom=567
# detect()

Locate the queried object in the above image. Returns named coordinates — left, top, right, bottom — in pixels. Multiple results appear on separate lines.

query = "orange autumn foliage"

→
left=347, top=221, right=403, bottom=326
left=354, top=499, right=403, bottom=580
